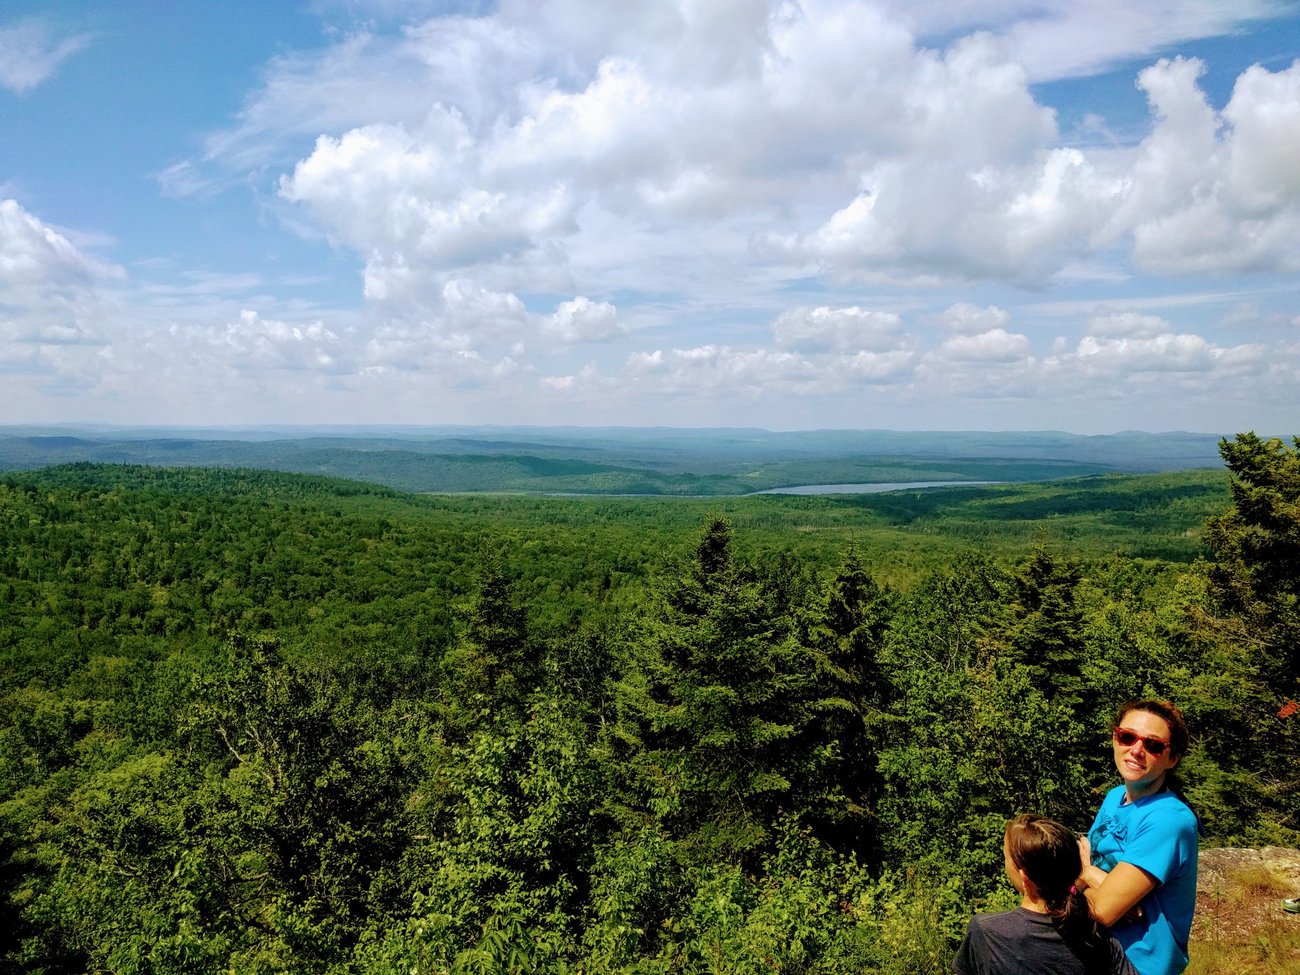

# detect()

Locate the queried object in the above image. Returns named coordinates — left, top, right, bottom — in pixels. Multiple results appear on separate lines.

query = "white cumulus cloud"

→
left=205, top=309, right=345, bottom=373
left=0, top=199, right=122, bottom=357
left=1120, top=57, right=1300, bottom=274
left=773, top=306, right=904, bottom=351
left=936, top=303, right=1012, bottom=334
left=543, top=296, right=624, bottom=343
left=0, top=199, right=118, bottom=293
left=936, top=328, right=1034, bottom=363
left=12, top=1, right=1300, bottom=431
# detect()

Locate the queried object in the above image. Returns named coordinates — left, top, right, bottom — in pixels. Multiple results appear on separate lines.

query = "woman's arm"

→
left=1077, top=861, right=1156, bottom=927
left=1077, top=834, right=1156, bottom=927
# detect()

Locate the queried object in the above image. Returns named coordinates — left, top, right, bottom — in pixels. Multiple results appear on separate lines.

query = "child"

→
left=954, top=815, right=1136, bottom=975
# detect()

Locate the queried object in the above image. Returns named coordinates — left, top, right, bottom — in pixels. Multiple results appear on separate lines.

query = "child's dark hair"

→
left=1006, top=814, right=1108, bottom=970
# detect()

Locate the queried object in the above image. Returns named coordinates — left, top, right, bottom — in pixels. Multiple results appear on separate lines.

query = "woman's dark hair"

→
left=1114, top=698, right=1190, bottom=759
left=1006, top=814, right=1108, bottom=970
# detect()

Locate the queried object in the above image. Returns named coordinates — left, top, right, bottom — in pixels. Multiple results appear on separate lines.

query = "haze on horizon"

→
left=2, top=1, right=1299, bottom=435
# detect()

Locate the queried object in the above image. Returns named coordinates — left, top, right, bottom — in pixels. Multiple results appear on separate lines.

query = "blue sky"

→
left=2, top=0, right=1299, bottom=433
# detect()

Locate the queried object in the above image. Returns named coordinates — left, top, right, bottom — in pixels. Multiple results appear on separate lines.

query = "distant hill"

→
left=0, top=426, right=1231, bottom=496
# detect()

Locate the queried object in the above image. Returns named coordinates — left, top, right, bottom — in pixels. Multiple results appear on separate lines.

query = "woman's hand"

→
left=1076, top=835, right=1153, bottom=926
left=1082, top=862, right=1157, bottom=928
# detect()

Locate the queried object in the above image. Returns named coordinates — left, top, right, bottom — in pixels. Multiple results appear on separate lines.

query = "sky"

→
left=2, top=0, right=1299, bottom=434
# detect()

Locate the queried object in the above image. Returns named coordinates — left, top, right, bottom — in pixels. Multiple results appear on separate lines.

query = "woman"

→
left=1077, top=700, right=1199, bottom=975
left=954, top=814, right=1135, bottom=974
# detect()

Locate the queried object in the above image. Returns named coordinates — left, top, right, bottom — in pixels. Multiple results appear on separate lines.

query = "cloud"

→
left=540, top=362, right=609, bottom=392
left=936, top=303, right=1012, bottom=334
left=543, top=296, right=624, bottom=343
left=773, top=306, right=904, bottom=351
left=935, top=328, right=1034, bottom=363
left=1085, top=311, right=1172, bottom=338
left=1068, top=332, right=1266, bottom=375
left=0, top=19, right=91, bottom=94
left=991, top=0, right=1285, bottom=83
left=836, top=348, right=918, bottom=383
left=756, top=28, right=1121, bottom=284
left=169, top=0, right=1297, bottom=318
left=625, top=344, right=816, bottom=396
left=1119, top=57, right=1300, bottom=274
left=1225, top=62, right=1300, bottom=212
left=202, top=309, right=346, bottom=373
left=0, top=199, right=119, bottom=293
left=624, top=338, right=920, bottom=400
left=0, top=199, right=122, bottom=358
left=439, top=279, right=532, bottom=339
left=12, top=1, right=1300, bottom=431
left=280, top=123, right=578, bottom=302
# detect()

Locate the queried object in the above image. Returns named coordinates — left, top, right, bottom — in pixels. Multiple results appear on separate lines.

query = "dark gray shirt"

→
left=954, top=908, right=1137, bottom=975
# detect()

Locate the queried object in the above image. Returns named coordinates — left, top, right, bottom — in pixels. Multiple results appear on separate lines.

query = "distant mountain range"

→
left=0, top=426, right=1235, bottom=496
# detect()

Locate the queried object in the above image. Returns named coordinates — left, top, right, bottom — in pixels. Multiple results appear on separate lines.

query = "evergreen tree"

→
left=1204, top=432, right=1300, bottom=693
left=440, top=562, right=536, bottom=736
left=798, top=542, right=893, bottom=857
left=1007, top=544, right=1088, bottom=706
left=1198, top=432, right=1300, bottom=835
left=613, top=519, right=831, bottom=862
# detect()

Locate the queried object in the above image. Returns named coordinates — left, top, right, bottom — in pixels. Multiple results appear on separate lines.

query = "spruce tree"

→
left=1007, top=544, right=1088, bottom=706
left=613, top=519, right=829, bottom=862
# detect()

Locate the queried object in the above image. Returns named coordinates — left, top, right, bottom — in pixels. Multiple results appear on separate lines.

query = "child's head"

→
left=1003, top=814, right=1079, bottom=906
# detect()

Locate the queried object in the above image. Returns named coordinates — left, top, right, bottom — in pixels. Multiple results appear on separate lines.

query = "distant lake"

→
left=752, top=480, right=1001, bottom=495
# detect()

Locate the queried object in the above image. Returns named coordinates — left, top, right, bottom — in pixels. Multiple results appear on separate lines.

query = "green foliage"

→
left=439, top=566, right=538, bottom=737
left=795, top=544, right=893, bottom=854
left=0, top=446, right=1290, bottom=972
left=1205, top=433, right=1300, bottom=688
left=1007, top=544, right=1094, bottom=716
left=1193, top=433, right=1300, bottom=839
left=613, top=519, right=850, bottom=863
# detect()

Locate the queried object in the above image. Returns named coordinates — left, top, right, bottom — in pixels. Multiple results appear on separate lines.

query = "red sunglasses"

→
left=1113, top=728, right=1171, bottom=756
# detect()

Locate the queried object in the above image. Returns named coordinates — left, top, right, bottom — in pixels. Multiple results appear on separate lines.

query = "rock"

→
left=1193, top=847, right=1300, bottom=946
left=1198, top=846, right=1300, bottom=892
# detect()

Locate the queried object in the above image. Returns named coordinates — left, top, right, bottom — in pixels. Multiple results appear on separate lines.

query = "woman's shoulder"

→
left=1098, top=783, right=1128, bottom=809
left=1145, top=789, right=1199, bottom=825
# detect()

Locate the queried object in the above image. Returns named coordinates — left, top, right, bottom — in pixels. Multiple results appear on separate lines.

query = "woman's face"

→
left=1113, top=709, right=1180, bottom=790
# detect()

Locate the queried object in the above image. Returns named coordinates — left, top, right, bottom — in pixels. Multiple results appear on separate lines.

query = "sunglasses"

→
left=1113, top=728, right=1171, bottom=756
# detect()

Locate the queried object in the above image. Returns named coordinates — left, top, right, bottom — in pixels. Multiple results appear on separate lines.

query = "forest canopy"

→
left=1, top=435, right=1296, bottom=974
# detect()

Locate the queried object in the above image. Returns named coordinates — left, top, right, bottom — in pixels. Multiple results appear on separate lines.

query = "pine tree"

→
left=439, top=563, right=535, bottom=736
left=1007, top=544, right=1088, bottom=706
left=1205, top=432, right=1300, bottom=691
left=798, top=542, right=893, bottom=857
left=613, top=519, right=829, bottom=862
left=1198, top=432, right=1300, bottom=832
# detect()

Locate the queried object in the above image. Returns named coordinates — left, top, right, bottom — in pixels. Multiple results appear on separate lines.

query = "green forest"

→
left=0, top=427, right=1226, bottom=495
left=1, top=434, right=1297, bottom=974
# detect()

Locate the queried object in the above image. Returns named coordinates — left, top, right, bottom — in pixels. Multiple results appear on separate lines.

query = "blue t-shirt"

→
left=1088, top=785, right=1198, bottom=975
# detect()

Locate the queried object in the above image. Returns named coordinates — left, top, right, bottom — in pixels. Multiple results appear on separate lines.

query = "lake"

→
left=751, top=480, right=1001, bottom=495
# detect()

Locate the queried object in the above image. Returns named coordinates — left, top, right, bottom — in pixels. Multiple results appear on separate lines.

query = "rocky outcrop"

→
left=1198, top=846, right=1300, bottom=892
left=1194, top=847, right=1300, bottom=943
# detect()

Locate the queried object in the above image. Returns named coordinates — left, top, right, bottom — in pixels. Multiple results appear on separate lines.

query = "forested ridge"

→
left=0, top=427, right=1225, bottom=496
left=1, top=436, right=1297, bottom=974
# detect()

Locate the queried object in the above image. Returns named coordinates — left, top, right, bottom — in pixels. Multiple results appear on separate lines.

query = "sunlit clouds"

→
left=2, top=1, right=1298, bottom=430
